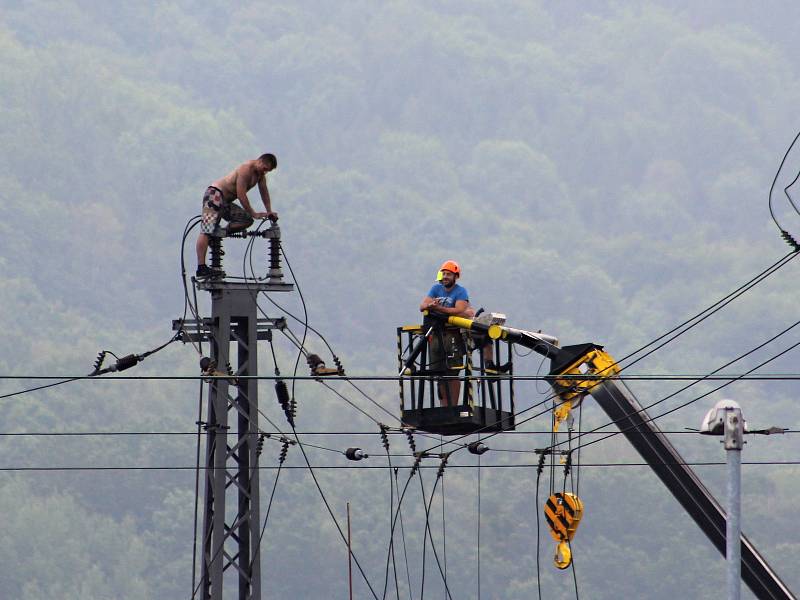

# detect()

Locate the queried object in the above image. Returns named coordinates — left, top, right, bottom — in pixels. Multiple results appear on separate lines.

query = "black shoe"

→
left=196, top=264, right=225, bottom=279
left=485, top=360, right=511, bottom=374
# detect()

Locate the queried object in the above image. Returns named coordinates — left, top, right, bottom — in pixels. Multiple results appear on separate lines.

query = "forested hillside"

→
left=1, top=2, right=799, bottom=598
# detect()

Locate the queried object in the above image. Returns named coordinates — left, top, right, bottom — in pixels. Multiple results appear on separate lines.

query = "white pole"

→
left=724, top=408, right=744, bottom=600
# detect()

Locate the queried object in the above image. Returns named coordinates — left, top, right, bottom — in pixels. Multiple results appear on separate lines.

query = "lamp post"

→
left=700, top=399, right=745, bottom=600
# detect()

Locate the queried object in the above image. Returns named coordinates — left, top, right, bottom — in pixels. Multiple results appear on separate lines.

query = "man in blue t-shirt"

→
left=419, top=260, right=470, bottom=405
left=420, top=260, right=470, bottom=316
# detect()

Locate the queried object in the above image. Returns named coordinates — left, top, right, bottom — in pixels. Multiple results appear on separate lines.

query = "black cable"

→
left=385, top=457, right=423, bottom=600
left=0, top=377, right=84, bottom=401
left=440, top=438, right=448, bottom=599
left=548, top=317, right=800, bottom=453
left=393, top=467, right=414, bottom=600
left=534, top=451, right=547, bottom=600
left=574, top=337, right=800, bottom=454
left=2, top=428, right=796, bottom=437
left=476, top=451, right=482, bottom=600
left=189, top=379, right=204, bottom=599
left=380, top=426, right=402, bottom=600
left=769, top=128, right=800, bottom=229
left=4, top=460, right=800, bottom=472
left=417, top=462, right=454, bottom=600
left=451, top=314, right=800, bottom=462
left=290, top=422, right=381, bottom=599
left=6, top=372, right=800, bottom=382
left=188, top=441, right=288, bottom=600
left=178, top=215, right=205, bottom=357
left=247, top=441, right=289, bottom=578
left=615, top=252, right=798, bottom=371
left=408, top=249, right=798, bottom=460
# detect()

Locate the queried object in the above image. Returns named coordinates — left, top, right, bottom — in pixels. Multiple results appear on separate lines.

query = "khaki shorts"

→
left=427, top=329, right=466, bottom=371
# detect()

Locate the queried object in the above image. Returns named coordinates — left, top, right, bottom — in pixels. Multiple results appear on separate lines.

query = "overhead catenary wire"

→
left=544, top=318, right=800, bottom=454
left=412, top=250, right=800, bottom=459
left=0, top=428, right=796, bottom=437
left=2, top=460, right=800, bottom=472
left=769, top=128, right=800, bottom=232
left=10, top=188, right=794, bottom=600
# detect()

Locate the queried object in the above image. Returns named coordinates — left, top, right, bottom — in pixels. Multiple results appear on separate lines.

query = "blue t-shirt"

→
left=426, top=283, right=469, bottom=308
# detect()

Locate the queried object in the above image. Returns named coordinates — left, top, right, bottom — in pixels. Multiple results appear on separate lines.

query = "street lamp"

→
left=700, top=399, right=746, bottom=600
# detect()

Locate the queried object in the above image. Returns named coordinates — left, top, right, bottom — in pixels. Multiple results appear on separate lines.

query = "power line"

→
left=0, top=429, right=796, bottom=437
left=4, top=373, right=800, bottom=381
left=1, top=461, right=799, bottom=472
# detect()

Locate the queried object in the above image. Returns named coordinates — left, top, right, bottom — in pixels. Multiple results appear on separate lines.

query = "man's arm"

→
left=257, top=176, right=278, bottom=221
left=422, top=298, right=470, bottom=316
left=236, top=165, right=268, bottom=219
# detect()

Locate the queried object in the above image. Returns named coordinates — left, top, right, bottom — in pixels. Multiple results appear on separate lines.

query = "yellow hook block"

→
left=544, top=492, right=584, bottom=570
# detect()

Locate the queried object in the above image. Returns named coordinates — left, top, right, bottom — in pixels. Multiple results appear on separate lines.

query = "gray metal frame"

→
left=175, top=278, right=293, bottom=600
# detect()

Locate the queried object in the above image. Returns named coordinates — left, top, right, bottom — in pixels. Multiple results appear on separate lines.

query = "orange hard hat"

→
left=439, top=260, right=461, bottom=276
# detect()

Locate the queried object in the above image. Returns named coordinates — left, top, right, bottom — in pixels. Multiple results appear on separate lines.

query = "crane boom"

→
left=483, top=323, right=795, bottom=599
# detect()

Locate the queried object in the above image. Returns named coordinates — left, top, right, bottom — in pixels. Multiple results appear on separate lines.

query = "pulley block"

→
left=544, top=492, right=584, bottom=569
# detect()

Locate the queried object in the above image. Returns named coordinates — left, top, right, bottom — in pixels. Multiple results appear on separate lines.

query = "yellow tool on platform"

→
left=544, top=492, right=584, bottom=569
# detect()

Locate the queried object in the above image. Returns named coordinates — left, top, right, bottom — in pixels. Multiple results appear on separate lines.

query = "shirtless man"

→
left=196, top=153, right=278, bottom=278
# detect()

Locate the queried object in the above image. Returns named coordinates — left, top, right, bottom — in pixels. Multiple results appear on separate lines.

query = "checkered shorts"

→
left=201, top=187, right=223, bottom=234
left=200, top=187, right=254, bottom=234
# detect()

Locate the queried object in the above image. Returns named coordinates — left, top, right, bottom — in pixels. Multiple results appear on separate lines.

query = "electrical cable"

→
left=440, top=436, right=448, bottom=600
left=546, top=317, right=800, bottom=454
left=534, top=451, right=547, bottom=600
left=614, top=251, right=798, bottom=371
left=0, top=377, right=82, bottom=401
left=188, top=440, right=288, bottom=600
left=247, top=440, right=289, bottom=581
left=417, top=459, right=454, bottom=600
left=380, top=426, right=402, bottom=600
left=189, top=378, right=204, bottom=599
left=289, top=423, right=382, bottom=600
left=178, top=215, right=205, bottom=357
left=476, top=450, right=482, bottom=600
left=573, top=337, right=800, bottom=455
left=392, top=467, right=414, bottom=600
left=426, top=304, right=800, bottom=463
left=3, top=460, right=800, bottom=472
left=4, top=428, right=796, bottom=437
left=769, top=128, right=800, bottom=229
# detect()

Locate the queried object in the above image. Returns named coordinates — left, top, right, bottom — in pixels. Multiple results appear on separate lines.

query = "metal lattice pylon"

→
left=176, top=275, right=292, bottom=600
